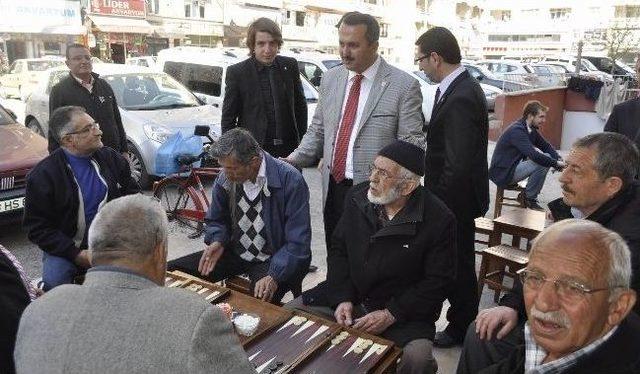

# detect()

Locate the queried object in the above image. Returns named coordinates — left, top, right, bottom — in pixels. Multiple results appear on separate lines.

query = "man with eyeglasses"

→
left=23, top=106, right=139, bottom=291
left=48, top=44, right=127, bottom=158
left=458, top=132, right=640, bottom=373
left=462, top=219, right=640, bottom=373
left=286, top=140, right=456, bottom=374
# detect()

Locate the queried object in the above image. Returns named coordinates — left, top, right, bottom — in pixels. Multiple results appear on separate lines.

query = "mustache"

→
left=530, top=306, right=571, bottom=328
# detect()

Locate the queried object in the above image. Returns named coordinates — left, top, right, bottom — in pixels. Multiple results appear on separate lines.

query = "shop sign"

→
left=90, top=0, right=145, bottom=18
left=0, top=0, right=82, bottom=33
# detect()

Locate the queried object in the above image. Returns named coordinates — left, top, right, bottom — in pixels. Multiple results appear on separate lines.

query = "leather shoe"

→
left=526, top=199, right=544, bottom=211
left=433, top=330, right=463, bottom=348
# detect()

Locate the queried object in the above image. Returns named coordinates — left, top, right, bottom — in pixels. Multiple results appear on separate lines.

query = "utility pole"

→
left=575, top=40, right=583, bottom=75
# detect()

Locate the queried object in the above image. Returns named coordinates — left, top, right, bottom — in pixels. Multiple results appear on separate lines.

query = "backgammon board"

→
left=165, top=271, right=229, bottom=304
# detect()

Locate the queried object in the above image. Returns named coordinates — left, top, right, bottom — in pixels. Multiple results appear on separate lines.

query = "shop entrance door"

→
left=111, top=43, right=125, bottom=64
left=6, top=40, right=26, bottom=63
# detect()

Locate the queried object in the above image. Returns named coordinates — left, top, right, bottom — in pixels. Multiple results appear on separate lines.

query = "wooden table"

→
left=489, top=208, right=546, bottom=247
left=169, top=271, right=401, bottom=373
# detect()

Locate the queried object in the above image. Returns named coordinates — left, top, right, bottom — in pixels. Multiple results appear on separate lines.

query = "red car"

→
left=0, top=103, right=47, bottom=224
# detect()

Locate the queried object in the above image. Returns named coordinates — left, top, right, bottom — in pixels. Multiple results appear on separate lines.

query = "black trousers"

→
left=456, top=320, right=524, bottom=373
left=444, top=217, right=480, bottom=339
left=167, top=248, right=308, bottom=303
left=322, top=176, right=353, bottom=248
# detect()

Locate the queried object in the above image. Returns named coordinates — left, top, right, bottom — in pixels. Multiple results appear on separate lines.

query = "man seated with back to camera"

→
left=457, top=132, right=640, bottom=373
left=168, top=128, right=311, bottom=304
left=287, top=140, right=457, bottom=374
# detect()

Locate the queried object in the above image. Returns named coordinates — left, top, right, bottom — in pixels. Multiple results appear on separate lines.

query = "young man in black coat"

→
left=221, top=18, right=307, bottom=158
left=415, top=26, right=489, bottom=347
left=49, top=44, right=127, bottom=156
left=23, top=106, right=139, bottom=291
left=604, top=54, right=640, bottom=150
left=458, top=133, right=640, bottom=373
left=489, top=101, right=565, bottom=210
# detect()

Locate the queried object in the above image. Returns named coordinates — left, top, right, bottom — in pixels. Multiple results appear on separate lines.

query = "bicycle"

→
left=152, top=125, right=220, bottom=239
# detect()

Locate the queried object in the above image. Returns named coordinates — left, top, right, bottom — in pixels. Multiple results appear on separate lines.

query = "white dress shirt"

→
left=242, top=154, right=267, bottom=200
left=436, top=65, right=466, bottom=104
left=72, top=73, right=94, bottom=93
left=335, top=55, right=382, bottom=180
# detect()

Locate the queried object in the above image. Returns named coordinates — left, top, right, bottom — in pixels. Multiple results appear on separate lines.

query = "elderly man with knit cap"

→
left=289, top=140, right=456, bottom=374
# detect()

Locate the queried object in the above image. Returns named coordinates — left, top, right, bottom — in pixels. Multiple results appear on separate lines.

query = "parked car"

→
left=582, top=55, right=636, bottom=80
left=462, top=61, right=531, bottom=92
left=0, top=103, right=47, bottom=224
left=0, top=58, right=66, bottom=100
left=126, top=56, right=158, bottom=70
left=392, top=65, right=438, bottom=122
left=280, top=50, right=342, bottom=87
left=24, top=64, right=221, bottom=189
left=156, top=47, right=319, bottom=129
left=539, top=56, right=611, bottom=80
left=523, top=63, right=566, bottom=87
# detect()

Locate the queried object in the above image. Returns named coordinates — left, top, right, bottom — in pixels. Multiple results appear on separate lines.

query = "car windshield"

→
left=322, top=60, right=342, bottom=69
left=103, top=73, right=200, bottom=110
left=300, top=75, right=319, bottom=102
left=27, top=60, right=65, bottom=71
left=0, top=106, right=16, bottom=125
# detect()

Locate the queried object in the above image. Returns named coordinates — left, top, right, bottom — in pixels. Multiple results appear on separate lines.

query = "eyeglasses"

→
left=414, top=55, right=428, bottom=63
left=519, top=269, right=620, bottom=303
left=64, top=122, right=100, bottom=137
left=69, top=55, right=92, bottom=62
left=368, top=164, right=408, bottom=180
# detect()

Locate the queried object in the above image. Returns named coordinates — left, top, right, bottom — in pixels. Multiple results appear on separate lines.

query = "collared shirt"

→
left=337, top=55, right=382, bottom=179
left=71, top=73, right=94, bottom=93
left=242, top=153, right=268, bottom=201
left=436, top=65, right=466, bottom=104
left=524, top=322, right=618, bottom=374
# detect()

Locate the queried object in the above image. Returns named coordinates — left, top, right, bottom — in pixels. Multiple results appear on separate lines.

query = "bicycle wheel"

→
left=153, top=178, right=204, bottom=237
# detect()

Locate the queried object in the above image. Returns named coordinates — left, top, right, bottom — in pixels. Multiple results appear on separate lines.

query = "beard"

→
left=367, top=184, right=402, bottom=205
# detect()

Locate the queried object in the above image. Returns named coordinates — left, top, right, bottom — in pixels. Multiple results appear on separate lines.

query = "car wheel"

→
left=126, top=143, right=151, bottom=190
left=26, top=118, right=45, bottom=137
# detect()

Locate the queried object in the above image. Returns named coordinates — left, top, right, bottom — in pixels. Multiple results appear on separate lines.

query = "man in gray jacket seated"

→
left=14, top=195, right=254, bottom=374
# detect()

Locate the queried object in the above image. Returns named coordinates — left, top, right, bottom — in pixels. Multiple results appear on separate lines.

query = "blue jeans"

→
left=42, top=252, right=82, bottom=291
left=510, top=158, right=550, bottom=200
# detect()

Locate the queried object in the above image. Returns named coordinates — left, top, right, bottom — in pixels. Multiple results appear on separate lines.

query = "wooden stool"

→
left=477, top=245, right=529, bottom=302
left=494, top=183, right=526, bottom=218
left=474, top=217, right=494, bottom=254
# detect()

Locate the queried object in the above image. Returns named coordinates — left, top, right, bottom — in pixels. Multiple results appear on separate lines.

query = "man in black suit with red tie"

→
left=416, top=27, right=490, bottom=347
left=221, top=17, right=307, bottom=158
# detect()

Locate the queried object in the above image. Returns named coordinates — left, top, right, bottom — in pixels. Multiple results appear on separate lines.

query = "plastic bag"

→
left=155, top=132, right=203, bottom=175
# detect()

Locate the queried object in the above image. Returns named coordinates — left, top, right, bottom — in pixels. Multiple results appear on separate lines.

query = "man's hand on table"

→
left=475, top=306, right=518, bottom=340
left=335, top=302, right=354, bottom=326
left=198, top=242, right=224, bottom=276
left=352, top=309, right=395, bottom=335
left=74, top=250, right=91, bottom=269
left=254, top=275, right=278, bottom=302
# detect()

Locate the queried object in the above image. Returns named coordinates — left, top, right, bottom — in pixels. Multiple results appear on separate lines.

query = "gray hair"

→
left=532, top=219, right=632, bottom=300
left=396, top=165, right=421, bottom=182
left=210, top=128, right=261, bottom=164
left=573, top=132, right=639, bottom=188
left=49, top=106, right=86, bottom=142
left=88, top=195, right=168, bottom=262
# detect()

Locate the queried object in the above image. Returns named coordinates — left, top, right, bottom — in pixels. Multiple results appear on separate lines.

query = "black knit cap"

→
left=377, top=140, right=425, bottom=176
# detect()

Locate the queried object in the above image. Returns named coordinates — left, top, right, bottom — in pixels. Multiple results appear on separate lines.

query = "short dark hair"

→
left=245, top=17, right=283, bottom=55
left=211, top=128, right=261, bottom=164
left=49, top=106, right=86, bottom=142
left=573, top=132, right=640, bottom=188
left=522, top=100, right=548, bottom=119
left=336, top=12, right=379, bottom=44
left=415, top=27, right=461, bottom=64
left=66, top=43, right=89, bottom=59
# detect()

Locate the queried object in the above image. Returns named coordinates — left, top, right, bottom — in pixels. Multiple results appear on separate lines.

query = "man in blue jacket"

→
left=489, top=101, right=565, bottom=210
left=168, top=128, right=311, bottom=303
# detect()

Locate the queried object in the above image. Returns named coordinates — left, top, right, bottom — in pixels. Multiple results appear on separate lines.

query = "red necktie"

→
left=332, top=74, right=364, bottom=182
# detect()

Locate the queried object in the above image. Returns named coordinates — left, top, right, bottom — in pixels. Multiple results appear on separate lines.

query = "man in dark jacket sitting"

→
left=473, top=219, right=640, bottom=373
left=288, top=140, right=456, bottom=374
left=168, top=128, right=311, bottom=304
left=458, top=132, right=640, bottom=373
left=23, top=106, right=139, bottom=291
left=489, top=100, right=564, bottom=210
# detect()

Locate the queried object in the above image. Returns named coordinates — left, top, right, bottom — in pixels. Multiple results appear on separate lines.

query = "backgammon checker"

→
left=296, top=329, right=393, bottom=373
left=180, top=278, right=230, bottom=304
left=164, top=272, right=189, bottom=288
left=245, top=315, right=339, bottom=374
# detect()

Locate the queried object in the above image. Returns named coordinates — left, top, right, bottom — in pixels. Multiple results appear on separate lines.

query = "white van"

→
left=156, top=47, right=319, bottom=128
left=280, top=50, right=342, bottom=87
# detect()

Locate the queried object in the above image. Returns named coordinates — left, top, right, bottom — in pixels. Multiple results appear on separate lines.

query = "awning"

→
left=88, top=15, right=153, bottom=34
